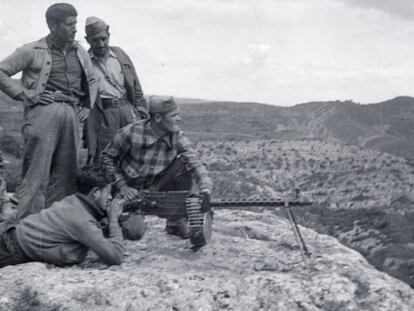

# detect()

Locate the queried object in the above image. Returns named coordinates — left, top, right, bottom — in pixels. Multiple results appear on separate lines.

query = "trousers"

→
left=0, top=218, right=31, bottom=268
left=17, top=102, right=80, bottom=219
left=93, top=100, right=138, bottom=163
left=123, top=156, right=195, bottom=238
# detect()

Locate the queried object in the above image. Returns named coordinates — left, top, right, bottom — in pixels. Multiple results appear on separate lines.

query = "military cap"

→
left=85, top=16, right=109, bottom=37
left=149, top=96, right=178, bottom=114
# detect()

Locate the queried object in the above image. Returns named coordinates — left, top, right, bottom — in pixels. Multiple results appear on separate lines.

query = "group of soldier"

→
left=0, top=3, right=212, bottom=268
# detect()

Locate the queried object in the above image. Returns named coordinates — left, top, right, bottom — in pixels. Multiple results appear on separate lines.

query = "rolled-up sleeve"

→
left=177, top=132, right=212, bottom=191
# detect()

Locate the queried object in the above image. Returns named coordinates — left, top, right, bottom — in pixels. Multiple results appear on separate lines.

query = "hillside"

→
left=179, top=96, right=414, bottom=160
left=2, top=92, right=414, bottom=160
left=197, top=139, right=414, bottom=287
left=197, top=139, right=414, bottom=209
left=1, top=211, right=414, bottom=310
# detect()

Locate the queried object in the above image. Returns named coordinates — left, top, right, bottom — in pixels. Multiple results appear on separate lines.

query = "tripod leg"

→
left=285, top=200, right=311, bottom=271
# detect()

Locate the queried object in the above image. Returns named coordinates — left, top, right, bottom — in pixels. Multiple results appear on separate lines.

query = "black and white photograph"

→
left=1, top=0, right=414, bottom=310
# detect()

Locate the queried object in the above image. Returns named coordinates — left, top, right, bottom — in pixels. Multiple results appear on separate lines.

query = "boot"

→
left=165, top=218, right=190, bottom=239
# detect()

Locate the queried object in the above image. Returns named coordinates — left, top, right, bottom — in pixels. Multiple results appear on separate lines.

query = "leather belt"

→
left=50, top=91, right=79, bottom=107
left=43, top=87, right=79, bottom=104
left=101, top=97, right=128, bottom=109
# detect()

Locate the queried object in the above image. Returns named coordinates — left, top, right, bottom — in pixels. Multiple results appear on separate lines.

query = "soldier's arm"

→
left=100, top=126, right=133, bottom=189
left=75, top=218, right=124, bottom=265
left=0, top=46, right=33, bottom=100
left=123, top=51, right=148, bottom=118
left=73, top=198, right=125, bottom=265
left=177, top=132, right=212, bottom=192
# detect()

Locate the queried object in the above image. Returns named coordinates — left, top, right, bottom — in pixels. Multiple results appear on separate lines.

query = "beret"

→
left=85, top=16, right=108, bottom=37
left=149, top=96, right=178, bottom=114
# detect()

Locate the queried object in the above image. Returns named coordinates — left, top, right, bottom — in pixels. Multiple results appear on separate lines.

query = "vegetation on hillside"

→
left=197, top=139, right=414, bottom=210
left=196, top=138, right=414, bottom=287
left=180, top=96, right=414, bottom=160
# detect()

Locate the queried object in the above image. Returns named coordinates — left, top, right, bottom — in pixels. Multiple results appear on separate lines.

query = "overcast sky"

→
left=0, top=0, right=413, bottom=106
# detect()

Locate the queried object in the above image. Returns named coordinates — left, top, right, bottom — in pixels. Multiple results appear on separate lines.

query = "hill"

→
left=2, top=92, right=414, bottom=160
left=178, top=96, right=414, bottom=160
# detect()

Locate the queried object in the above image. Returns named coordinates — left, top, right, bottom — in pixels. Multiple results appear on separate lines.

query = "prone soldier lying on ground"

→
left=0, top=164, right=143, bottom=268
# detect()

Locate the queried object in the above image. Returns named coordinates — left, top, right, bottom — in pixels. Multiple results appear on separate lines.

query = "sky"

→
left=0, top=0, right=413, bottom=106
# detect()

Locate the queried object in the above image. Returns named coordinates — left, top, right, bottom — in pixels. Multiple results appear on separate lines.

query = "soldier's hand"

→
left=14, top=92, right=25, bottom=102
left=108, top=198, right=124, bottom=221
left=120, top=185, right=140, bottom=201
left=200, top=188, right=211, bottom=212
left=200, top=188, right=211, bottom=197
left=77, top=107, right=90, bottom=123
left=37, top=90, right=55, bottom=105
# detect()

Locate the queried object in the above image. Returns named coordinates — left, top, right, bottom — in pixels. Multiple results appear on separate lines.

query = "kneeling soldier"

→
left=101, top=96, right=212, bottom=238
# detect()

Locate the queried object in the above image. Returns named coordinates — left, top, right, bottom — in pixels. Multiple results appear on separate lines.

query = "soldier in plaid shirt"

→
left=100, top=95, right=212, bottom=238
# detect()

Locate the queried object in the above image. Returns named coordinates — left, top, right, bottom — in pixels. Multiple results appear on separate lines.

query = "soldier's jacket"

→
left=85, top=46, right=149, bottom=159
left=0, top=37, right=97, bottom=108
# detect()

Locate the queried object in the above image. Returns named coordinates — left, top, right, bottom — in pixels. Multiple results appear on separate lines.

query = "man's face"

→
left=159, top=108, right=181, bottom=133
left=86, top=30, right=110, bottom=58
left=93, top=184, right=112, bottom=211
left=50, top=16, right=77, bottom=43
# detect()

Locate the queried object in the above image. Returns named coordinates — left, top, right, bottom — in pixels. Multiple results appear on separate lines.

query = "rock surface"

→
left=1, top=210, right=414, bottom=311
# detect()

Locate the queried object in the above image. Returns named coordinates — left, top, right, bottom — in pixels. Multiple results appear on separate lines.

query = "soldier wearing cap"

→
left=84, top=16, right=148, bottom=163
left=0, top=3, right=97, bottom=219
left=101, top=96, right=212, bottom=238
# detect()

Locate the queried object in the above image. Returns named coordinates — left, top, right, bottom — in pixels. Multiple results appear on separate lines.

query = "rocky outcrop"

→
left=0, top=210, right=413, bottom=311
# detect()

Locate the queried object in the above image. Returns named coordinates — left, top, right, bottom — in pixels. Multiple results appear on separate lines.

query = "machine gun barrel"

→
left=210, top=198, right=312, bottom=209
left=123, top=193, right=313, bottom=215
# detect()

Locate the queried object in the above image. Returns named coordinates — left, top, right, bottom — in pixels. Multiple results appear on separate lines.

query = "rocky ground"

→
left=1, top=210, right=414, bottom=311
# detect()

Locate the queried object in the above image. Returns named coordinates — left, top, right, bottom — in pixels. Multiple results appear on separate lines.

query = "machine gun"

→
left=123, top=190, right=313, bottom=264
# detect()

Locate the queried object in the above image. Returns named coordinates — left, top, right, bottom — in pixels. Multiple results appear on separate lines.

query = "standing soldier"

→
left=84, top=16, right=148, bottom=163
left=0, top=3, right=97, bottom=219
